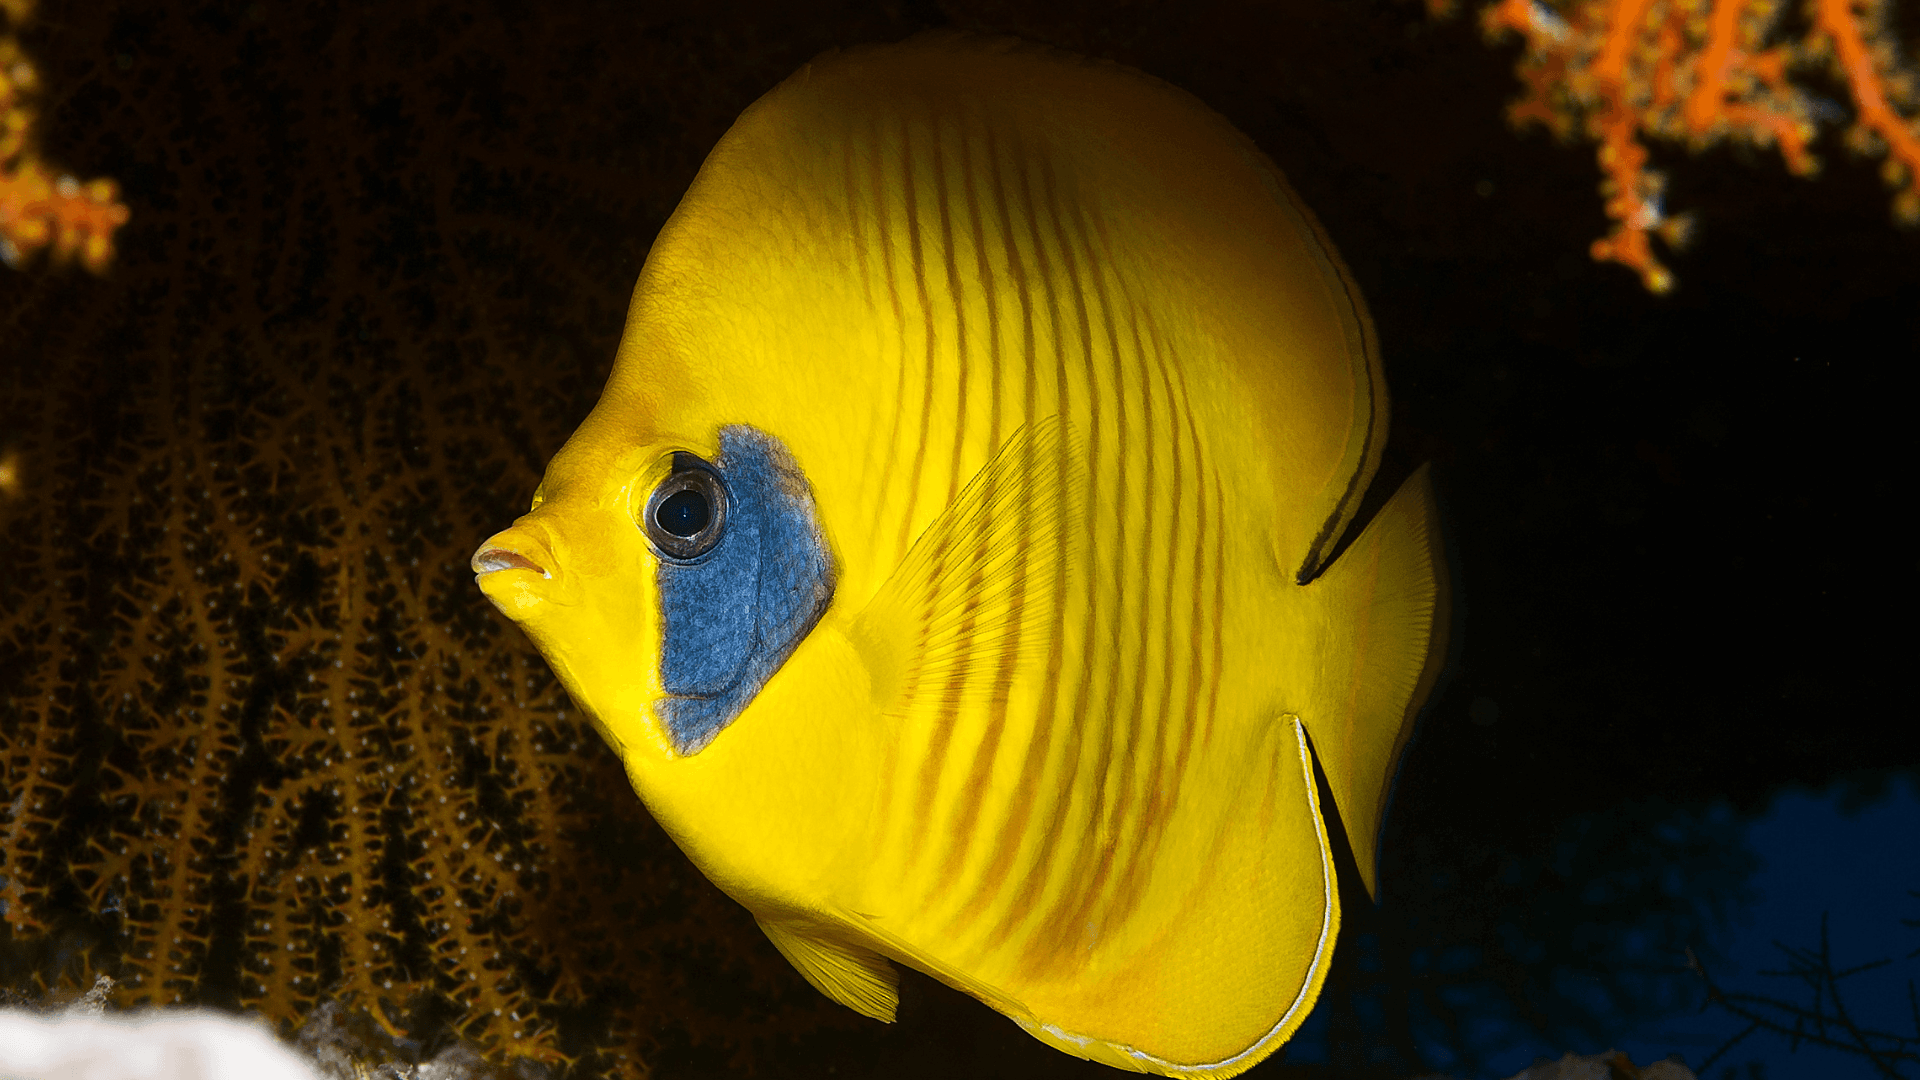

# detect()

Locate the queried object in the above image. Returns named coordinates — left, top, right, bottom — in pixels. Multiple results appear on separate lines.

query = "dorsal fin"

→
left=757, top=919, right=900, bottom=1022
left=851, top=416, right=1085, bottom=715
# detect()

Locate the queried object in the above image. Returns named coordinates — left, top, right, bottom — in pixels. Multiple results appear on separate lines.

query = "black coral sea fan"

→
left=0, top=1, right=861, bottom=1074
left=3, top=333, right=560, bottom=1021
left=0, top=307, right=839, bottom=1074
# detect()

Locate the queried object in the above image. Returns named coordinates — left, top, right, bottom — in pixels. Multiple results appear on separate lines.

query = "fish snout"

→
left=471, top=529, right=555, bottom=580
left=472, top=546, right=547, bottom=576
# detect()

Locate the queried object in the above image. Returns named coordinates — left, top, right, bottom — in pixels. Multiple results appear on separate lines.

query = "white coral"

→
left=0, top=1008, right=320, bottom=1080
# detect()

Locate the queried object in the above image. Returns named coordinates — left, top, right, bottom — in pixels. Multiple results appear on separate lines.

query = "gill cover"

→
left=653, top=425, right=834, bottom=754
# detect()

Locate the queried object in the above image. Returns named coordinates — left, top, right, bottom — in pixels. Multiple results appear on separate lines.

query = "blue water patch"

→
left=1279, top=775, right=1918, bottom=1078
left=1610, top=774, right=1920, bottom=1080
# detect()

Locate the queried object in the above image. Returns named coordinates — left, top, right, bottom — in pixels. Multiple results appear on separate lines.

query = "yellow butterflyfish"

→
left=472, top=34, right=1443, bottom=1078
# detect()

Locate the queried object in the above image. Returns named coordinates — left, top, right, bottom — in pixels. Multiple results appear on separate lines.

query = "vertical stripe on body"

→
left=859, top=112, right=914, bottom=580
left=933, top=105, right=1016, bottom=898
left=985, top=146, right=1079, bottom=944
left=903, top=108, right=963, bottom=872
left=1026, top=185, right=1134, bottom=967
left=851, top=111, right=910, bottom=844
left=844, top=103, right=1230, bottom=988
left=897, top=110, right=939, bottom=566
left=948, top=118, right=1042, bottom=933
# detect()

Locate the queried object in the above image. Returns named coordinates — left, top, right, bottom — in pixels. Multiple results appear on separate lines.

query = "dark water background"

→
left=2, top=1, right=1914, bottom=1077
left=1593, top=778, right=1918, bottom=1080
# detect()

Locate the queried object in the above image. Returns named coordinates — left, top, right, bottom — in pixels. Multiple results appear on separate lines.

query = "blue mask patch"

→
left=654, top=425, right=834, bottom=755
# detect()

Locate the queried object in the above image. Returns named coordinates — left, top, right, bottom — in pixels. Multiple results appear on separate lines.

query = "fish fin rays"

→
left=1298, top=463, right=1446, bottom=899
left=851, top=416, right=1085, bottom=715
left=758, top=919, right=900, bottom=1022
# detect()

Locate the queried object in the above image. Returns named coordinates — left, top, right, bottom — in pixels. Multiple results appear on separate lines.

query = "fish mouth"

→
left=471, top=547, right=549, bottom=577
left=471, top=525, right=557, bottom=581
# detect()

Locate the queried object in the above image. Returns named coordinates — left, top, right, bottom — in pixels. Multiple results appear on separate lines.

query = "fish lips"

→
left=471, top=524, right=564, bottom=617
left=472, top=547, right=547, bottom=576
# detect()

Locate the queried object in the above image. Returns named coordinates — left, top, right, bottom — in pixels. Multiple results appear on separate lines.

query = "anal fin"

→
left=757, top=919, right=900, bottom=1022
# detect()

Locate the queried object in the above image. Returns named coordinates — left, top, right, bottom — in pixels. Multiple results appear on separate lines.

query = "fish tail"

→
left=1300, top=463, right=1447, bottom=899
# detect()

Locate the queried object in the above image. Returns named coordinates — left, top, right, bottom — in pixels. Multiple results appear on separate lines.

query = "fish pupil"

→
left=656, top=489, right=711, bottom=537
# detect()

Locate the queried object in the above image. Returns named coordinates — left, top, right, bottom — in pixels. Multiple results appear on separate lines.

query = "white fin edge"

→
left=1010, top=717, right=1338, bottom=1078
left=757, top=919, right=900, bottom=1022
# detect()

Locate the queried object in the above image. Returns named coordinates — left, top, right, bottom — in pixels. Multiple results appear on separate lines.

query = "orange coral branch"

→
left=1591, top=102, right=1677, bottom=292
left=1594, top=0, right=1678, bottom=291
left=1470, top=0, right=1919, bottom=291
left=1686, top=0, right=1748, bottom=133
left=1813, top=0, right=1920, bottom=221
left=1592, top=0, right=1658, bottom=89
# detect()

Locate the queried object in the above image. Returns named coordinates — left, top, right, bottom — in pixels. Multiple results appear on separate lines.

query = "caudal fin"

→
left=1300, top=464, right=1446, bottom=898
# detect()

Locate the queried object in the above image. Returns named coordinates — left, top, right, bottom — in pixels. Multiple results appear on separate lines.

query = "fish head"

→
left=471, top=404, right=695, bottom=764
left=476, top=378, right=841, bottom=731
left=470, top=379, right=879, bottom=902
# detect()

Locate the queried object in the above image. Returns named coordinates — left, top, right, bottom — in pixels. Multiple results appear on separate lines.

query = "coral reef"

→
left=0, top=0, right=129, bottom=272
left=0, top=3, right=862, bottom=1073
left=0, top=977, right=322, bottom=1080
left=0, top=280, right=840, bottom=1070
left=1451, top=0, right=1920, bottom=291
left=5, top=1, right=1908, bottom=1077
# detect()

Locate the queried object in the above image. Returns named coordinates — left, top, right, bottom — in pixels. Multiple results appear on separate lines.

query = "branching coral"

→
left=0, top=328, right=848, bottom=1072
left=1449, top=0, right=1920, bottom=291
left=0, top=4, right=863, bottom=1072
left=1686, top=905, right=1920, bottom=1079
left=0, top=0, right=129, bottom=273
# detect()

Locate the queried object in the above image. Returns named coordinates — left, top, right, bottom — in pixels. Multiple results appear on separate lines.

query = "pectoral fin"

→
left=757, top=919, right=900, bottom=1022
left=850, top=416, right=1085, bottom=715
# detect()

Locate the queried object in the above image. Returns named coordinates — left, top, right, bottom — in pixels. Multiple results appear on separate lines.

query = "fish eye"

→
left=644, top=455, right=728, bottom=561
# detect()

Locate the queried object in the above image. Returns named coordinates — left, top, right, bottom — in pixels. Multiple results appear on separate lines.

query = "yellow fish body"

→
left=473, top=35, right=1443, bottom=1078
